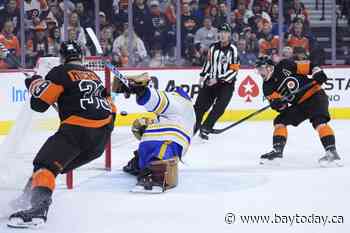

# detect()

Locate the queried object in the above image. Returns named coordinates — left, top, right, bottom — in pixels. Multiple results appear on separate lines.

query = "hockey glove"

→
left=131, top=117, right=155, bottom=140
left=312, top=68, right=327, bottom=85
left=24, top=75, right=44, bottom=90
left=270, top=98, right=288, bottom=112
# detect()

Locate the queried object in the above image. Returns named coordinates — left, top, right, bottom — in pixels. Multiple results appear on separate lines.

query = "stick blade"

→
left=86, top=27, right=103, bottom=55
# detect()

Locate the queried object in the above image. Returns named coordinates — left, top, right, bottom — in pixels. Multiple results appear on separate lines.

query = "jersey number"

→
left=79, top=80, right=111, bottom=111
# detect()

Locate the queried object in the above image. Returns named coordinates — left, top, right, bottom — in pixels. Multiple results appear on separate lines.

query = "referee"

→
left=194, top=23, right=240, bottom=140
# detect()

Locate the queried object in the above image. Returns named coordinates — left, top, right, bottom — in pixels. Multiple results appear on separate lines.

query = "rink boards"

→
left=0, top=67, right=349, bottom=135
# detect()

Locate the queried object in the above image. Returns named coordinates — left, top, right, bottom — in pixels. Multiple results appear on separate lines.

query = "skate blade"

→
left=130, top=185, right=164, bottom=194
left=259, top=158, right=282, bottom=166
left=319, top=160, right=343, bottom=168
left=7, top=217, right=45, bottom=229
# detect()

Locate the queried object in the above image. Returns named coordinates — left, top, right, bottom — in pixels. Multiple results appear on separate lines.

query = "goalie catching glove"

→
left=112, top=72, right=151, bottom=96
left=131, top=117, right=155, bottom=140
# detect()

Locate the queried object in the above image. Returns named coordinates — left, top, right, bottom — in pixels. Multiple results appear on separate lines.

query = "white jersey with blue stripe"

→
left=136, top=87, right=195, bottom=156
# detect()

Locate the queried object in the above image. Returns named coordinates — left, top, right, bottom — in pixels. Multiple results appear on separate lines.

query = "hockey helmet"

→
left=59, top=40, right=82, bottom=63
left=255, top=55, right=274, bottom=68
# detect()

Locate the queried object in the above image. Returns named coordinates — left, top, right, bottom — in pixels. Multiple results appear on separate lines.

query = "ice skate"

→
left=319, top=149, right=342, bottom=167
left=260, top=149, right=283, bottom=165
left=7, top=198, right=51, bottom=229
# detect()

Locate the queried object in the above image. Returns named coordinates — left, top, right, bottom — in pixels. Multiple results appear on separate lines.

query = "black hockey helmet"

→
left=255, top=55, right=274, bottom=67
left=59, top=40, right=82, bottom=63
left=218, top=23, right=232, bottom=33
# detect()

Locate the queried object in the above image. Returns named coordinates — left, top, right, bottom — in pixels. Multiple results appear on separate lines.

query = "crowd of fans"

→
left=0, top=0, right=348, bottom=69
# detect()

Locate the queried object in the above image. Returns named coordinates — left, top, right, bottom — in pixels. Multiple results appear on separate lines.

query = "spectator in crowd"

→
left=190, top=0, right=204, bottom=24
left=112, top=23, right=148, bottom=66
left=46, top=16, right=57, bottom=32
left=281, top=46, right=294, bottom=60
left=149, top=44, right=165, bottom=67
left=24, top=0, right=50, bottom=31
left=204, top=0, right=218, bottom=17
left=293, top=46, right=308, bottom=61
left=237, top=36, right=256, bottom=66
left=67, top=27, right=77, bottom=41
left=26, top=25, right=55, bottom=67
left=286, top=0, right=309, bottom=27
left=258, top=21, right=280, bottom=56
left=233, top=1, right=253, bottom=25
left=133, top=0, right=153, bottom=52
left=181, top=2, right=199, bottom=57
left=242, top=26, right=259, bottom=55
left=0, top=19, right=20, bottom=69
left=75, top=1, right=93, bottom=29
left=248, top=2, right=270, bottom=29
left=230, top=10, right=248, bottom=36
left=164, top=0, right=176, bottom=25
left=61, top=11, right=87, bottom=50
left=194, top=17, right=218, bottom=58
left=269, top=3, right=279, bottom=23
left=49, top=25, right=60, bottom=56
left=100, top=26, right=114, bottom=58
left=99, top=11, right=111, bottom=31
left=217, top=1, right=229, bottom=26
left=0, top=0, right=20, bottom=35
left=287, top=19, right=310, bottom=53
left=47, top=0, right=63, bottom=27
left=115, top=45, right=129, bottom=67
left=149, top=0, right=168, bottom=52
left=112, top=1, right=128, bottom=35
left=208, top=5, right=220, bottom=28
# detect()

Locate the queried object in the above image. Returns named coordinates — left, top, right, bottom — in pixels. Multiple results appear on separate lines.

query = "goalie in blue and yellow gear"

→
left=113, top=72, right=196, bottom=193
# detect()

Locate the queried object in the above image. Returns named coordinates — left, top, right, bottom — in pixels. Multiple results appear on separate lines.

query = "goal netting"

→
left=0, top=56, right=112, bottom=190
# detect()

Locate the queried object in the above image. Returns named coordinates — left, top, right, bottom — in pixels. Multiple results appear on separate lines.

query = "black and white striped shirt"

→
left=200, top=42, right=240, bottom=84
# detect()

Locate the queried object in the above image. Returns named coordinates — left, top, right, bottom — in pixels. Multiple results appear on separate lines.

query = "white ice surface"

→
left=0, top=120, right=349, bottom=233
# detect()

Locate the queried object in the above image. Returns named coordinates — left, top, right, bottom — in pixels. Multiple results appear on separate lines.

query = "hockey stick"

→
left=0, top=45, right=31, bottom=77
left=86, top=27, right=103, bottom=55
left=105, top=62, right=130, bottom=88
left=211, top=81, right=317, bottom=134
left=85, top=28, right=130, bottom=89
left=1, top=45, right=59, bottom=111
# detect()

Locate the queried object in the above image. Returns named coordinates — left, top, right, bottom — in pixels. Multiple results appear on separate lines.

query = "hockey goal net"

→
left=0, top=56, right=112, bottom=190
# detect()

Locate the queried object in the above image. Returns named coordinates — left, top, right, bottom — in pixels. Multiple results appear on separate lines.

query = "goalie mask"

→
left=59, top=40, right=83, bottom=63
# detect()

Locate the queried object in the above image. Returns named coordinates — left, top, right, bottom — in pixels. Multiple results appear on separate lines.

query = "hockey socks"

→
left=273, top=126, right=287, bottom=153
left=317, top=124, right=336, bottom=151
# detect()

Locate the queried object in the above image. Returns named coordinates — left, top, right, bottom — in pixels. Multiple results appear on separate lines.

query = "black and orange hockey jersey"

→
left=263, top=59, right=321, bottom=105
left=29, top=63, right=116, bottom=128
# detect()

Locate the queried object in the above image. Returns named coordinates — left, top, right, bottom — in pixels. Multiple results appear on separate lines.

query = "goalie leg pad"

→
left=149, top=157, right=178, bottom=190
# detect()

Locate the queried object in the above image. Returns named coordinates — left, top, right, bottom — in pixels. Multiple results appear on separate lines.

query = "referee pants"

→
left=194, top=81, right=235, bottom=132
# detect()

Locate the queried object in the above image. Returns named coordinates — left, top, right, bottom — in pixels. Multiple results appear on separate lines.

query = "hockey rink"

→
left=0, top=120, right=349, bottom=232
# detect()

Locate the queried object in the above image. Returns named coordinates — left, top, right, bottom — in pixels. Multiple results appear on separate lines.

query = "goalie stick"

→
left=211, top=81, right=317, bottom=134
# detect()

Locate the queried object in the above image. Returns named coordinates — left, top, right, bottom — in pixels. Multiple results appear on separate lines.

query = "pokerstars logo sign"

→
left=238, top=75, right=259, bottom=102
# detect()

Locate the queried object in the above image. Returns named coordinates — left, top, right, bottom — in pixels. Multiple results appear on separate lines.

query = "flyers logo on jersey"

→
left=238, top=75, right=259, bottom=102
